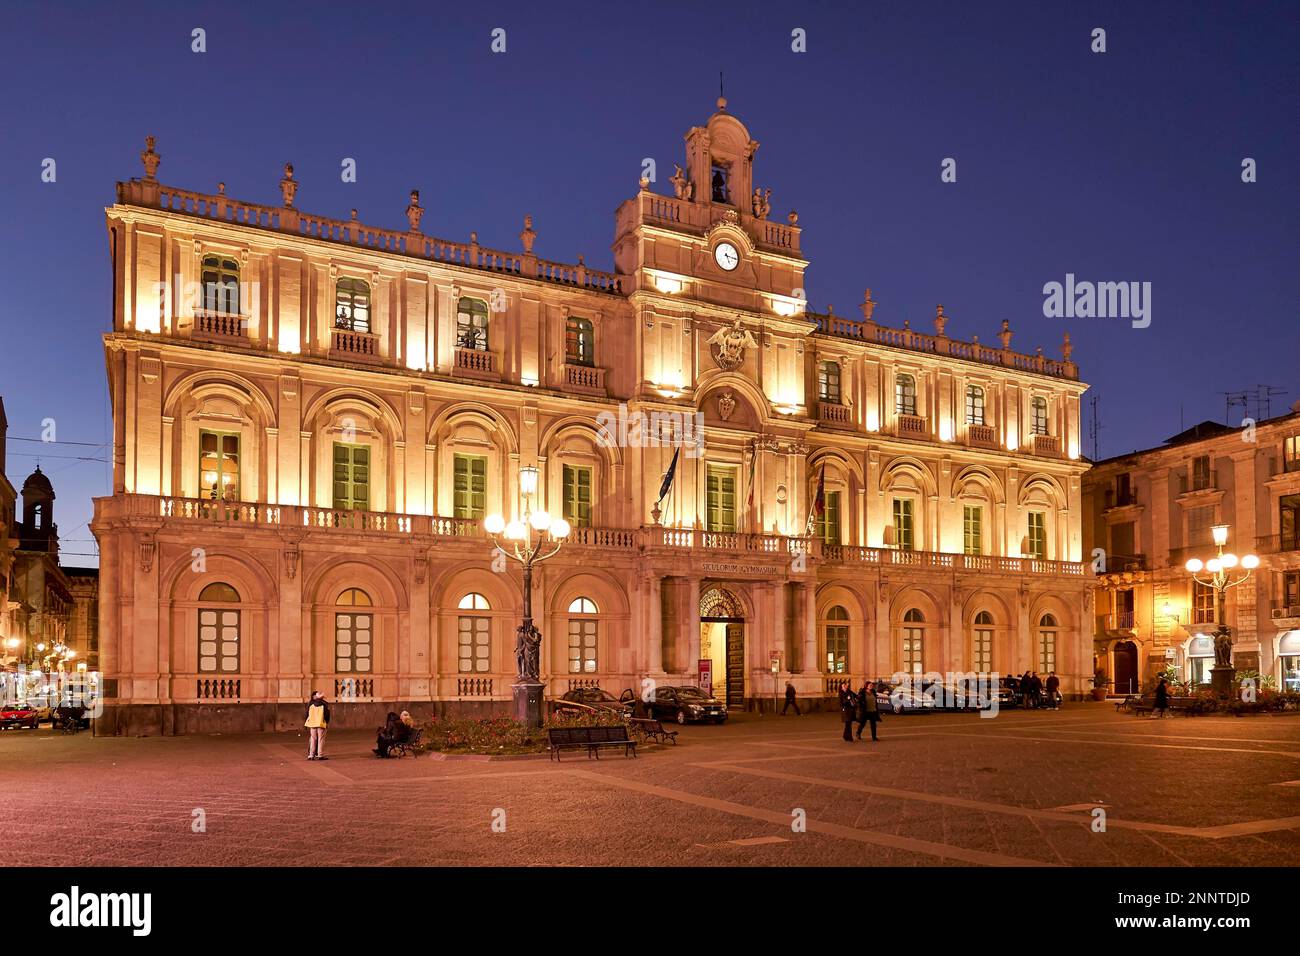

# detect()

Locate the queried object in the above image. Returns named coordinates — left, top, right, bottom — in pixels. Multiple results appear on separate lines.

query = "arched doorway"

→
left=1113, top=640, right=1138, bottom=695
left=700, top=586, right=745, bottom=708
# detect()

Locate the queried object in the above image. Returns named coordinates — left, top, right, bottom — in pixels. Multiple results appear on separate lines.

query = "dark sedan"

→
left=643, top=686, right=728, bottom=724
left=554, top=687, right=634, bottom=718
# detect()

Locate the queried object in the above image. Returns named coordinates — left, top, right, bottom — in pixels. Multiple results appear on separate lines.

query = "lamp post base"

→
left=512, top=680, right=546, bottom=728
left=1210, top=664, right=1236, bottom=699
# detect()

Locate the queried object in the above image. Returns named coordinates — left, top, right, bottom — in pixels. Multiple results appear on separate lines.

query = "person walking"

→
left=1045, top=671, right=1061, bottom=710
left=1154, top=676, right=1170, bottom=718
left=1020, top=671, right=1034, bottom=709
left=304, top=690, right=331, bottom=760
left=781, top=680, right=802, bottom=716
left=857, top=680, right=880, bottom=741
left=838, top=681, right=857, bottom=742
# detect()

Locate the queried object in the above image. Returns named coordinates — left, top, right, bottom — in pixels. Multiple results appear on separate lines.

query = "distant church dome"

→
left=22, top=466, right=55, bottom=498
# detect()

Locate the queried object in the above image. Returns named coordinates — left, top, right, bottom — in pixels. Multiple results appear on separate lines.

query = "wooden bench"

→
left=630, top=718, right=679, bottom=745
left=1116, top=694, right=1141, bottom=712
left=1129, top=695, right=1155, bottom=716
left=1169, top=697, right=1205, bottom=716
left=387, top=727, right=423, bottom=757
left=547, top=725, right=637, bottom=761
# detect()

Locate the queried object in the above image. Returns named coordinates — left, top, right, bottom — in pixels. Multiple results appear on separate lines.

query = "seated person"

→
left=374, top=711, right=401, bottom=757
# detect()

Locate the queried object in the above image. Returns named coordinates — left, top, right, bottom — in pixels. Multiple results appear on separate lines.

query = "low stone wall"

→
left=95, top=699, right=512, bottom=736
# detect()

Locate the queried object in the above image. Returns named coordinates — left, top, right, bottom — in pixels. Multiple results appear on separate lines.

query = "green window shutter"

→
left=454, top=454, right=488, bottom=519
left=563, top=465, right=592, bottom=527
left=332, top=442, right=370, bottom=511
left=706, top=466, right=737, bottom=533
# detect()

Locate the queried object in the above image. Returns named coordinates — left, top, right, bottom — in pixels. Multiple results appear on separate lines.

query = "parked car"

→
left=644, top=686, right=728, bottom=724
left=0, top=701, right=40, bottom=730
left=554, top=687, right=633, bottom=718
left=873, top=680, right=939, bottom=714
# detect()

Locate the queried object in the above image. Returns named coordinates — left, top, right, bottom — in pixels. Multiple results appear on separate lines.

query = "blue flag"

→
left=657, top=447, right=680, bottom=503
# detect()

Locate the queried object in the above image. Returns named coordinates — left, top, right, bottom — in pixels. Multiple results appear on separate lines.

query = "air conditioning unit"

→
left=1273, top=606, right=1300, bottom=620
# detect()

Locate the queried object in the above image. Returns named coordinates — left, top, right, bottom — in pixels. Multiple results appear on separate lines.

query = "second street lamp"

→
left=484, top=466, right=570, bottom=727
left=1184, top=523, right=1259, bottom=698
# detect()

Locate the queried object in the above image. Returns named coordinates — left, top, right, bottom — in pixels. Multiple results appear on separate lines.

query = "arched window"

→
left=1277, top=631, right=1300, bottom=693
left=902, top=608, right=924, bottom=674
left=565, top=316, right=595, bottom=367
left=458, top=593, right=491, bottom=673
left=825, top=605, right=849, bottom=674
left=456, top=297, right=489, bottom=351
left=198, top=582, right=240, bottom=674
left=1030, top=396, right=1049, bottom=436
left=567, top=597, right=598, bottom=673
left=895, top=374, right=917, bottom=417
left=335, top=278, right=371, bottom=333
left=818, top=360, right=841, bottom=404
left=965, top=385, right=985, bottom=425
left=1037, top=613, right=1058, bottom=673
left=335, top=588, right=373, bottom=673
left=200, top=254, right=241, bottom=315
left=973, top=610, right=993, bottom=672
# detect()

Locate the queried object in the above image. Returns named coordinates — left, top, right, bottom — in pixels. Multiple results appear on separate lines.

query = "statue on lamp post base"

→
left=1210, top=625, right=1236, bottom=698
left=512, top=621, right=545, bottom=727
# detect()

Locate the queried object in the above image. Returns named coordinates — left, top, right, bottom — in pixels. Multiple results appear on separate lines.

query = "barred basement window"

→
left=198, top=582, right=240, bottom=674
left=335, top=277, right=371, bottom=333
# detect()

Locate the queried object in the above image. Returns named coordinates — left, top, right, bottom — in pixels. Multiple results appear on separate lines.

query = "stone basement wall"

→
left=94, top=699, right=510, bottom=736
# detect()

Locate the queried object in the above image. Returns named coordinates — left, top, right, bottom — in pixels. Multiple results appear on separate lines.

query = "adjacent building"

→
left=1083, top=410, right=1300, bottom=694
left=92, top=101, right=1092, bottom=735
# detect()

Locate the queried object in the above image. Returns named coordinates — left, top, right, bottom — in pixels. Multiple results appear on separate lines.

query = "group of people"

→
left=836, top=680, right=882, bottom=742
left=1014, top=670, right=1061, bottom=710
left=301, top=690, right=417, bottom=760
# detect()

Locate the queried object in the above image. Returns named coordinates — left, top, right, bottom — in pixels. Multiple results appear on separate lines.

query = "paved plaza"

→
left=4, top=703, right=1300, bottom=867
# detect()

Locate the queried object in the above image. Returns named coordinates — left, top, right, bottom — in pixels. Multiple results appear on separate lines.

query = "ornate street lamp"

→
left=484, top=465, right=570, bottom=727
left=1184, top=524, right=1259, bottom=697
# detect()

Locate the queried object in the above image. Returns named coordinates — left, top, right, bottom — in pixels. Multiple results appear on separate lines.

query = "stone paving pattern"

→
left=3, top=703, right=1299, bottom=866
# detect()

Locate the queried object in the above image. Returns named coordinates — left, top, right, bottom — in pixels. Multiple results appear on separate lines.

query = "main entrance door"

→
left=700, top=586, right=745, bottom=708
left=1113, top=641, right=1138, bottom=695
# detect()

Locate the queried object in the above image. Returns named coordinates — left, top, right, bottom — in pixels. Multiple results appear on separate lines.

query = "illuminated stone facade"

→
left=93, top=104, right=1091, bottom=734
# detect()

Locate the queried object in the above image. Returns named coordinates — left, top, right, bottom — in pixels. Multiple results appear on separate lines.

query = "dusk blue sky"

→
left=2, top=0, right=1297, bottom=566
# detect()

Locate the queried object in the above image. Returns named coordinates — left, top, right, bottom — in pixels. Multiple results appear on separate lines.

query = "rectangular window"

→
left=198, top=608, right=240, bottom=673
left=1187, top=505, right=1214, bottom=547
left=199, top=430, right=240, bottom=501
left=332, top=442, right=370, bottom=511
left=1281, top=494, right=1300, bottom=551
left=1285, top=436, right=1300, bottom=473
left=565, top=317, right=594, bottom=366
left=1027, top=511, right=1047, bottom=559
left=457, top=616, right=490, bottom=673
left=965, top=387, right=985, bottom=426
left=1030, top=398, right=1049, bottom=436
left=335, top=612, right=372, bottom=673
left=825, top=624, right=848, bottom=674
left=456, top=298, right=489, bottom=351
left=819, top=491, right=842, bottom=545
left=818, top=361, right=841, bottom=404
left=706, top=465, right=737, bottom=533
left=972, top=628, right=992, bottom=671
left=1110, top=522, right=1135, bottom=561
left=1037, top=629, right=1057, bottom=674
left=563, top=465, right=592, bottom=528
left=895, top=376, right=917, bottom=417
left=1193, top=581, right=1215, bottom=625
left=568, top=619, right=598, bottom=674
left=892, top=498, right=914, bottom=551
left=453, top=454, right=487, bottom=520
left=1191, top=455, right=1211, bottom=491
left=1283, top=571, right=1300, bottom=608
left=902, top=627, right=924, bottom=674
left=962, top=505, right=983, bottom=555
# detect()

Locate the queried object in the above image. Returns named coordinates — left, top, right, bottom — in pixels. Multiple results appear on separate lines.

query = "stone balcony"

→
left=817, top=401, right=852, bottom=425
left=191, top=310, right=247, bottom=343
left=966, top=423, right=998, bottom=449
left=329, top=327, right=381, bottom=363
left=454, top=347, right=497, bottom=378
left=562, top=363, right=606, bottom=396
left=97, top=494, right=1086, bottom=578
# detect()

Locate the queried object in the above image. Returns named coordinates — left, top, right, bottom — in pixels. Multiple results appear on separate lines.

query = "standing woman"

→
left=838, top=681, right=857, bottom=742
left=304, top=690, right=331, bottom=760
left=861, top=681, right=881, bottom=741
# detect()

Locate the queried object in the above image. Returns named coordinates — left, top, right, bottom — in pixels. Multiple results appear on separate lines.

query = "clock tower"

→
left=612, top=97, right=813, bottom=404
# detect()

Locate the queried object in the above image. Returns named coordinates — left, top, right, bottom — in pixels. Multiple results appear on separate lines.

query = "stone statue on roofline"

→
left=752, top=186, right=771, bottom=220
left=671, top=164, right=693, bottom=201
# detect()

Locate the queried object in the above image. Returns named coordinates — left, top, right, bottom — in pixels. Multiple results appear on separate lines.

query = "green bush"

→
left=418, top=708, right=626, bottom=755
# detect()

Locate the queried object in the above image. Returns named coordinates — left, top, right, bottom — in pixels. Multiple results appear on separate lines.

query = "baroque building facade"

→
left=1083, top=411, right=1300, bottom=695
left=93, top=103, right=1091, bottom=734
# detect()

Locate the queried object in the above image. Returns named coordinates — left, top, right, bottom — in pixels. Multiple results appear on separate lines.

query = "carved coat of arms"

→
left=707, top=317, right=759, bottom=371
left=717, top=391, right=736, bottom=420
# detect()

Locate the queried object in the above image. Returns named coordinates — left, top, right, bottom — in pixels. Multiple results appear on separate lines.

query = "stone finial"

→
left=972, top=334, right=980, bottom=345
left=826, top=304, right=834, bottom=316
left=141, top=136, right=161, bottom=180
left=217, top=182, right=226, bottom=195
left=716, top=95, right=728, bottom=111
left=639, top=175, right=650, bottom=192
left=405, top=190, right=424, bottom=232
left=787, top=209, right=799, bottom=226
left=350, top=208, right=358, bottom=220
left=279, top=163, right=298, bottom=208
left=998, top=319, right=1013, bottom=350
left=1062, top=332, right=1074, bottom=361
left=860, top=289, right=877, bottom=322
left=934, top=304, right=947, bottom=336
left=520, top=215, right=536, bottom=254
left=902, top=319, right=911, bottom=331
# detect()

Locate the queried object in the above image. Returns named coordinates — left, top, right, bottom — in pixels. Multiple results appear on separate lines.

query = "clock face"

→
left=714, top=242, right=740, bottom=271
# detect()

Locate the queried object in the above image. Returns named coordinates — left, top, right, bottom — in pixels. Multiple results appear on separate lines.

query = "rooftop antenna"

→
left=1221, top=389, right=1249, bottom=426
left=1256, top=384, right=1287, bottom=421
